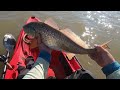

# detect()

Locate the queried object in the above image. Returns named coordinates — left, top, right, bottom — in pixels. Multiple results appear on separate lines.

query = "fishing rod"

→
left=0, top=34, right=16, bottom=79
left=0, top=51, right=11, bottom=79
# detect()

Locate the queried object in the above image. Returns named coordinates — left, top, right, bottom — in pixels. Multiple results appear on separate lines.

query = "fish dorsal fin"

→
left=44, top=18, right=59, bottom=30
left=60, top=28, right=89, bottom=49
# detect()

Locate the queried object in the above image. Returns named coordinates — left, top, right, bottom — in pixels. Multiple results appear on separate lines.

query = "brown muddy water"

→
left=0, top=11, right=120, bottom=79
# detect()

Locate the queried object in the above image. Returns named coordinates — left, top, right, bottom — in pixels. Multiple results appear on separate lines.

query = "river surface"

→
left=0, top=11, right=120, bottom=79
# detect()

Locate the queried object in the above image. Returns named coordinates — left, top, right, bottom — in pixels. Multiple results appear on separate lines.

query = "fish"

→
left=23, top=20, right=96, bottom=54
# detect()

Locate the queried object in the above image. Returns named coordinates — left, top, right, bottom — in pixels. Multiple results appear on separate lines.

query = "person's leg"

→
left=17, top=56, right=35, bottom=79
left=65, top=69, right=96, bottom=79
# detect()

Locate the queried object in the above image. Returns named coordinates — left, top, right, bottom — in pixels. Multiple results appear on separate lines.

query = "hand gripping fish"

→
left=23, top=18, right=110, bottom=55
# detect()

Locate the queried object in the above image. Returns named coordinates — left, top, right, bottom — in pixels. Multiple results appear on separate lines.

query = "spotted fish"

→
left=23, top=19, right=96, bottom=54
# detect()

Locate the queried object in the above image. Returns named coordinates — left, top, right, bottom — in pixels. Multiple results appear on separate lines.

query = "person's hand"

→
left=88, top=45, right=115, bottom=67
left=37, top=36, right=52, bottom=54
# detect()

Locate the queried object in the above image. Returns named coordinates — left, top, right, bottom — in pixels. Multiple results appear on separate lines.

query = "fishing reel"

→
left=0, top=34, right=15, bottom=62
left=0, top=34, right=16, bottom=79
left=3, top=34, right=16, bottom=52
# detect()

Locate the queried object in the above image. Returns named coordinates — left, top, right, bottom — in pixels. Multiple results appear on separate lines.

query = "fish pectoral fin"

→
left=65, top=52, right=76, bottom=60
left=44, top=18, right=60, bottom=30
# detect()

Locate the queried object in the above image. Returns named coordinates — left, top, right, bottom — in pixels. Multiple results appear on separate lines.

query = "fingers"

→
left=88, top=44, right=107, bottom=61
left=88, top=44, right=115, bottom=67
left=94, top=45, right=108, bottom=53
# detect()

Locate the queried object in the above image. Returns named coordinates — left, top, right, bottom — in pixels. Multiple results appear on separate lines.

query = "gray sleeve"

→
left=23, top=57, right=50, bottom=79
left=107, top=69, right=120, bottom=79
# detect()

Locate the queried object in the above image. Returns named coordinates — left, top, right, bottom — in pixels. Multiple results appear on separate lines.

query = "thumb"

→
left=94, top=45, right=107, bottom=53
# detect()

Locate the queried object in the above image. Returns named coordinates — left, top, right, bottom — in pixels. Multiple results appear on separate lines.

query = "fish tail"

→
left=79, top=48, right=96, bottom=54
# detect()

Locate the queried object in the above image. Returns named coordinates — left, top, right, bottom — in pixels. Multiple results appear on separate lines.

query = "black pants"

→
left=17, top=56, right=35, bottom=79
left=65, top=69, right=96, bottom=79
